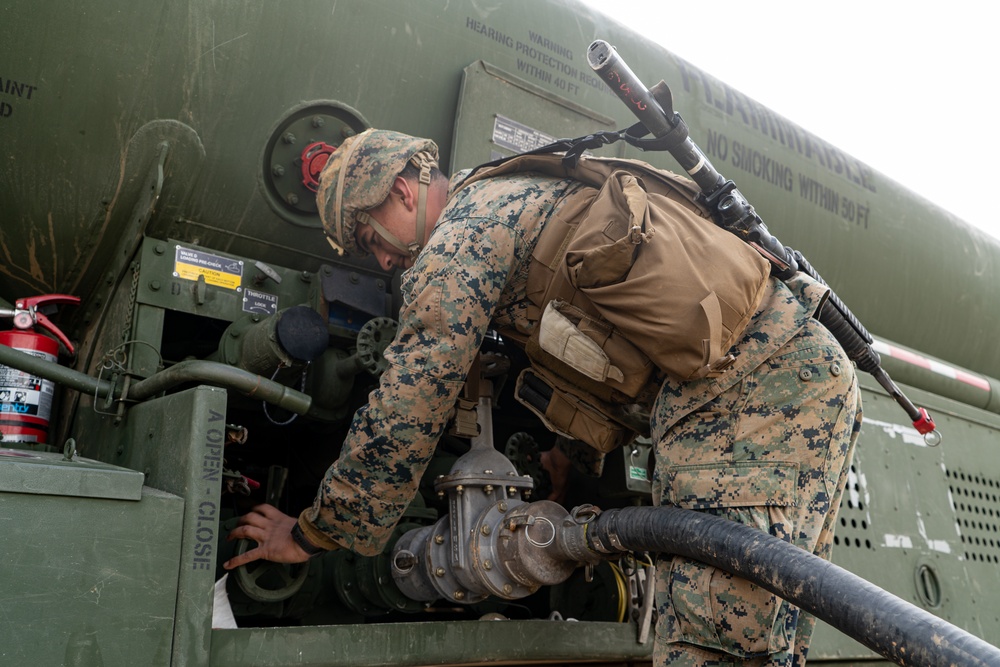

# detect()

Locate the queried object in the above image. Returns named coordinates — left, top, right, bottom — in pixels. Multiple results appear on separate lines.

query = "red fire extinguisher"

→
left=0, top=294, right=79, bottom=444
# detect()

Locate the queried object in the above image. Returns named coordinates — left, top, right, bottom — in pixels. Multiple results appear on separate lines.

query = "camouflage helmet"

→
left=316, top=128, right=439, bottom=256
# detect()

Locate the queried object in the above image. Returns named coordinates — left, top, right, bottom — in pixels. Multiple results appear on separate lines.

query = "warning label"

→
left=242, top=288, right=279, bottom=315
left=491, top=114, right=556, bottom=154
left=174, top=247, right=243, bottom=290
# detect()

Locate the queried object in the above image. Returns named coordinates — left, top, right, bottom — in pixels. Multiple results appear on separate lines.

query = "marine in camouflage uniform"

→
left=291, top=129, right=861, bottom=666
left=299, top=129, right=585, bottom=553
left=650, top=276, right=862, bottom=666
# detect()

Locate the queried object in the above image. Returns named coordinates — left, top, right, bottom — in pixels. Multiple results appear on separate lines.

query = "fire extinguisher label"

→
left=0, top=347, right=56, bottom=429
left=0, top=388, right=49, bottom=416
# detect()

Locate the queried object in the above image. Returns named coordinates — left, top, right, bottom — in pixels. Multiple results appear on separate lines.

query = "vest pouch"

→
left=514, top=367, right=637, bottom=453
left=565, top=170, right=770, bottom=381
left=532, top=299, right=653, bottom=400
left=566, top=171, right=651, bottom=289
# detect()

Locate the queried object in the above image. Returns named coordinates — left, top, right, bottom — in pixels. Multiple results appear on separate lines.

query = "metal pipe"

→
left=0, top=345, right=311, bottom=414
left=0, top=343, right=115, bottom=398
left=127, top=360, right=312, bottom=414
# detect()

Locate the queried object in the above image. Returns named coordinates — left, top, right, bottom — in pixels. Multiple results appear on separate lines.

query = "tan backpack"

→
left=458, top=154, right=771, bottom=451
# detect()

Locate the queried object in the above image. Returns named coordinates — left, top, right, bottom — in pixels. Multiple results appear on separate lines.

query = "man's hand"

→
left=540, top=446, right=571, bottom=505
left=223, top=504, right=311, bottom=570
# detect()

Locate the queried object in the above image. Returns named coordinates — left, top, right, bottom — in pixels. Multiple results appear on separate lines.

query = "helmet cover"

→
left=316, top=128, right=438, bottom=255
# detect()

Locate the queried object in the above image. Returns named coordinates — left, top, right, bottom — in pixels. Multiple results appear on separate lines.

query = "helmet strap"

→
left=357, top=157, right=434, bottom=261
left=356, top=210, right=411, bottom=256
left=410, top=158, right=433, bottom=259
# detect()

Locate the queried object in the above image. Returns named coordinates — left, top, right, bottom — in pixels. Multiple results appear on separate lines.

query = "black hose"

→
left=589, top=506, right=1000, bottom=667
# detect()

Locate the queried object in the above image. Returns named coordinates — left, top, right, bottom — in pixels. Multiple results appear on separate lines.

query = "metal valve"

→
left=0, top=294, right=80, bottom=354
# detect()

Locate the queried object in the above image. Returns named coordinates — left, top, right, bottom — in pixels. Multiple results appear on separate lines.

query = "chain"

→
left=263, top=362, right=309, bottom=426
left=120, top=261, right=140, bottom=352
left=91, top=261, right=141, bottom=416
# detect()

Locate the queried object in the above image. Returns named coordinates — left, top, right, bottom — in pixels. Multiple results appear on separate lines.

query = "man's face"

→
left=354, top=199, right=417, bottom=271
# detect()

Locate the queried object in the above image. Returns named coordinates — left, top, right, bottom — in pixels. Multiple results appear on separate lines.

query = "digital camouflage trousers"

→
left=650, top=317, right=863, bottom=667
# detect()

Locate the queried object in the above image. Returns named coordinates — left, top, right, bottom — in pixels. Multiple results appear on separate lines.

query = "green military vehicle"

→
left=2, top=1, right=999, bottom=665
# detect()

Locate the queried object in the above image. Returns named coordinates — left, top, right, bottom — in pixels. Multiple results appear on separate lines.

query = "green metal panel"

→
left=122, top=386, right=229, bottom=667
left=873, top=336, right=1000, bottom=415
left=3, top=0, right=999, bottom=384
left=0, top=447, right=143, bottom=500
left=135, top=237, right=318, bottom=324
left=210, top=620, right=651, bottom=666
left=0, top=485, right=183, bottom=666
left=811, top=377, right=1000, bottom=659
left=450, top=60, right=618, bottom=170
left=2, top=1, right=1000, bottom=665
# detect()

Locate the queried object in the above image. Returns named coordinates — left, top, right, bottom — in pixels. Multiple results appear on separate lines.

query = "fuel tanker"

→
left=2, top=1, right=1000, bottom=665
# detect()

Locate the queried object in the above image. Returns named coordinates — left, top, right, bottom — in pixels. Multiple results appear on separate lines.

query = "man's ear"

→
left=390, top=176, right=416, bottom=211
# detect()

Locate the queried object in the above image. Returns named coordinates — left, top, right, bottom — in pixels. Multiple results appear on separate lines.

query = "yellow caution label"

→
left=174, top=246, right=243, bottom=290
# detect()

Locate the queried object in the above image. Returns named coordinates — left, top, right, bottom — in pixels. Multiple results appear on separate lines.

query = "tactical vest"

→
left=457, top=154, right=771, bottom=452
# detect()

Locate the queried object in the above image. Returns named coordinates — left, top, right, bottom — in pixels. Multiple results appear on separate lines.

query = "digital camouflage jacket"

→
left=299, top=172, right=842, bottom=557
left=300, top=172, right=581, bottom=554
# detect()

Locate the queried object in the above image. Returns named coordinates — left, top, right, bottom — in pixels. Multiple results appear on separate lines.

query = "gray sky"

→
left=578, top=0, right=999, bottom=241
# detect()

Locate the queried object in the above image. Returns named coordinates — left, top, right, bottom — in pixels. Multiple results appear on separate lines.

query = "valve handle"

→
left=7, top=293, right=81, bottom=355
left=16, top=294, right=81, bottom=310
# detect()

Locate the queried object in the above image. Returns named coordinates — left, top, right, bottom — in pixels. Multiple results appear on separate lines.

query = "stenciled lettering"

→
left=203, top=427, right=223, bottom=482
left=514, top=41, right=577, bottom=77
left=192, top=500, right=217, bottom=570
left=193, top=409, right=226, bottom=570
left=799, top=174, right=870, bottom=227
left=706, top=129, right=729, bottom=162
left=517, top=59, right=553, bottom=84
left=677, top=60, right=876, bottom=194
left=0, top=77, right=38, bottom=119
left=0, top=77, right=38, bottom=100
left=465, top=17, right=514, bottom=48
left=527, top=30, right=573, bottom=61
left=799, top=174, right=841, bottom=213
left=731, top=141, right=793, bottom=191
left=705, top=128, right=870, bottom=223
left=461, top=17, right=606, bottom=97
